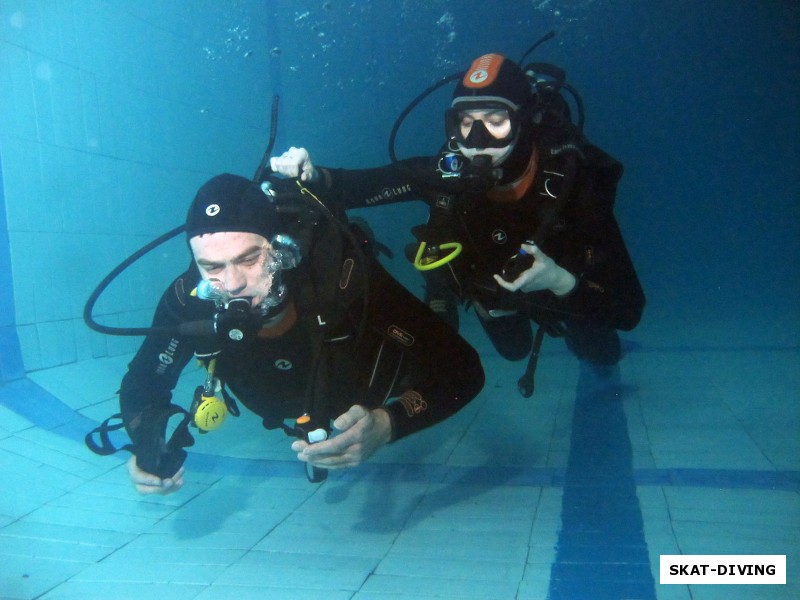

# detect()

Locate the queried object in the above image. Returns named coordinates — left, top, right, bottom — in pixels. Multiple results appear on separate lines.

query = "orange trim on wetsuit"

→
left=487, top=146, right=539, bottom=203
left=257, top=301, right=298, bottom=339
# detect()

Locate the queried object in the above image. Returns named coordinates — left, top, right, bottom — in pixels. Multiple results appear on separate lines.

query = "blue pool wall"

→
left=1, top=1, right=798, bottom=382
left=0, top=1, right=283, bottom=376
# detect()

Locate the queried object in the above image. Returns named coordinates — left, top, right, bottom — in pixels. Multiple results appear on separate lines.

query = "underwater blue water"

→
left=1, top=1, right=798, bottom=599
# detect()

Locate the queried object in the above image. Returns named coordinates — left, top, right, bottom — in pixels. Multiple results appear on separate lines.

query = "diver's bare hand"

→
left=269, top=146, right=319, bottom=182
left=291, top=405, right=391, bottom=469
left=126, top=455, right=185, bottom=496
left=494, top=243, right=576, bottom=296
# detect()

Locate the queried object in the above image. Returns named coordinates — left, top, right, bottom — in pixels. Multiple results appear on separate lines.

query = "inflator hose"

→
left=83, top=225, right=186, bottom=336
left=254, top=95, right=280, bottom=182
left=84, top=94, right=282, bottom=337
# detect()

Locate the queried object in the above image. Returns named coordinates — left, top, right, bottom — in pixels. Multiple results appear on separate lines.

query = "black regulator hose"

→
left=84, top=93, right=282, bottom=337
left=518, top=30, right=556, bottom=67
left=388, top=72, right=462, bottom=171
left=560, top=81, right=585, bottom=132
left=253, top=95, right=280, bottom=182
left=83, top=224, right=188, bottom=336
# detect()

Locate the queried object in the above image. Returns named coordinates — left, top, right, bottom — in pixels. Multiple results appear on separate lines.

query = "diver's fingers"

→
left=494, top=273, right=522, bottom=292
left=127, top=455, right=185, bottom=495
left=333, top=405, right=369, bottom=432
left=269, top=146, right=308, bottom=177
left=295, top=407, right=391, bottom=469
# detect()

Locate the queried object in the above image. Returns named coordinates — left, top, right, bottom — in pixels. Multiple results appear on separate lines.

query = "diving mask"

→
left=445, top=102, right=522, bottom=167
left=446, top=103, right=519, bottom=144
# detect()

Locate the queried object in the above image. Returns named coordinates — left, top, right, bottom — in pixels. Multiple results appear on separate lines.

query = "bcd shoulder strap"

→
left=85, top=403, right=194, bottom=479
left=529, top=144, right=583, bottom=246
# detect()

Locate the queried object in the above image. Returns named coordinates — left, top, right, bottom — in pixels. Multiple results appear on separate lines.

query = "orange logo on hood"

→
left=463, top=53, right=505, bottom=89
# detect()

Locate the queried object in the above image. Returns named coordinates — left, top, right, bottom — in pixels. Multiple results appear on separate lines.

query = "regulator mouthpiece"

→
left=196, top=278, right=230, bottom=304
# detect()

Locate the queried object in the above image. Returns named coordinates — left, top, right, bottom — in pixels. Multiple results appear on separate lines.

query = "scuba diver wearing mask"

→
left=269, top=47, right=645, bottom=398
left=443, top=53, right=536, bottom=196
left=93, top=173, right=483, bottom=492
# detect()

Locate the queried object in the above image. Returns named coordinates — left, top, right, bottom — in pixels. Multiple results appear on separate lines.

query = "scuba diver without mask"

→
left=187, top=179, right=304, bottom=347
left=81, top=89, right=479, bottom=487
left=192, top=231, right=299, bottom=327
left=85, top=172, right=485, bottom=492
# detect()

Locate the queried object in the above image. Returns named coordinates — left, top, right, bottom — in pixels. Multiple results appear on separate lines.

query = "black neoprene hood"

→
left=451, top=53, right=532, bottom=111
left=186, top=174, right=280, bottom=241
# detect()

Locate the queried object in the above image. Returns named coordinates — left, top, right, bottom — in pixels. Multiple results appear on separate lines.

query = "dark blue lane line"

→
left=2, top=376, right=799, bottom=492
left=635, top=467, right=800, bottom=490
left=548, top=364, right=656, bottom=600
left=0, top=154, right=26, bottom=384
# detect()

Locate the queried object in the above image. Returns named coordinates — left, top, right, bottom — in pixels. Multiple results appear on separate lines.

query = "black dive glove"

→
left=128, top=404, right=195, bottom=479
left=86, top=403, right=195, bottom=480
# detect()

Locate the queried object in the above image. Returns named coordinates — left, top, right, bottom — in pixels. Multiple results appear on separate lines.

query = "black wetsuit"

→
left=119, top=221, right=484, bottom=459
left=310, top=141, right=645, bottom=365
